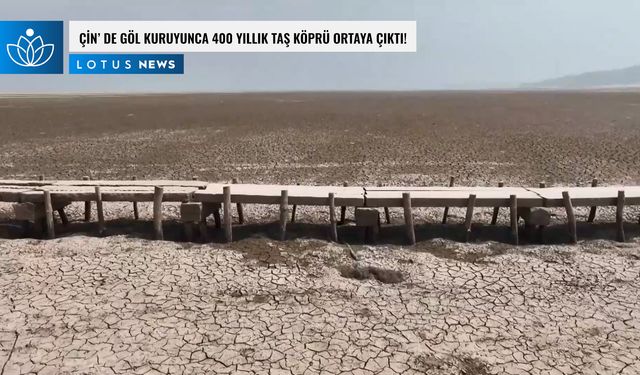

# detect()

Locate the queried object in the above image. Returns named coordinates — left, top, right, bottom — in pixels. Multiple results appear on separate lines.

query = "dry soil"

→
left=1, top=92, right=640, bottom=375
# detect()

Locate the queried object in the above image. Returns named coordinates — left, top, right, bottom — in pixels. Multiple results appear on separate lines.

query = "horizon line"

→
left=3, top=87, right=639, bottom=97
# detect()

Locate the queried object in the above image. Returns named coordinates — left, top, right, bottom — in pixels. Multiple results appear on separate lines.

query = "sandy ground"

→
left=2, top=92, right=640, bottom=374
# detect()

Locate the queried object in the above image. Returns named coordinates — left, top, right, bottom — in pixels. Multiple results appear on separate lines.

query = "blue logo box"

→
left=69, top=54, right=184, bottom=74
left=0, top=21, right=64, bottom=74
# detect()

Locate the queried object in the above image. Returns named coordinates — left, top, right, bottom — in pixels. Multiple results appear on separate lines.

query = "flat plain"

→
left=1, top=91, right=640, bottom=375
left=1, top=91, right=640, bottom=185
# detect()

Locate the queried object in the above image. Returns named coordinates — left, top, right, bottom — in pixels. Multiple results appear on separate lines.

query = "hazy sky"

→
left=2, top=0, right=639, bottom=92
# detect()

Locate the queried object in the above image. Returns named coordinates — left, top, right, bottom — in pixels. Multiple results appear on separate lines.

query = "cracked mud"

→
left=2, top=92, right=640, bottom=374
left=1, top=236, right=639, bottom=375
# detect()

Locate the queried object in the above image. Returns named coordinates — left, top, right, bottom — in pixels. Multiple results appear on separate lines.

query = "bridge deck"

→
left=16, top=185, right=199, bottom=203
left=365, top=186, right=640, bottom=207
left=1, top=181, right=639, bottom=207
left=193, top=184, right=365, bottom=206
left=528, top=186, right=640, bottom=206
left=0, top=179, right=208, bottom=188
left=364, top=187, right=541, bottom=207
left=1, top=179, right=637, bottom=243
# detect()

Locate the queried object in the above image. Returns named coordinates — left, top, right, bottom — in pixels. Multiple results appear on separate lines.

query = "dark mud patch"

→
left=397, top=258, right=415, bottom=264
left=519, top=247, right=575, bottom=264
left=355, top=307, right=374, bottom=317
left=413, top=353, right=490, bottom=375
left=338, top=264, right=405, bottom=284
left=414, top=240, right=511, bottom=263
left=458, top=356, right=491, bottom=375
left=251, top=294, right=271, bottom=303
left=226, top=238, right=329, bottom=267
left=232, top=240, right=286, bottom=266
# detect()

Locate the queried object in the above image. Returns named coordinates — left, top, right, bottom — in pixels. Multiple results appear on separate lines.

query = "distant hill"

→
left=523, top=64, right=640, bottom=89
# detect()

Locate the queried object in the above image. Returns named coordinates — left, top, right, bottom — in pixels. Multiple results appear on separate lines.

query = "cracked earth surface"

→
left=1, top=236, right=639, bottom=375
left=2, top=91, right=640, bottom=374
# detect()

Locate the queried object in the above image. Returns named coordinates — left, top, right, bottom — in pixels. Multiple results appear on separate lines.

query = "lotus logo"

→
left=6, top=28, right=55, bottom=67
